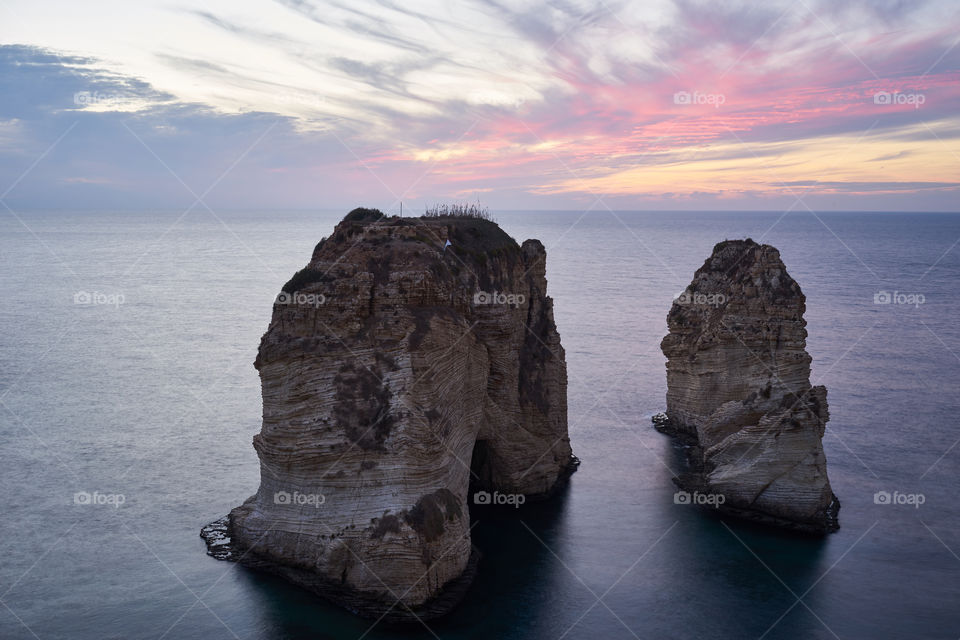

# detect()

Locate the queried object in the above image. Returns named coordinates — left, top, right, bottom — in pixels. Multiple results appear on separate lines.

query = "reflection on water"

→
left=228, top=483, right=574, bottom=639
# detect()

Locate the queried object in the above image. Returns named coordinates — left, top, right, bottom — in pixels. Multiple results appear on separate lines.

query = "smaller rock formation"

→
left=657, top=239, right=839, bottom=533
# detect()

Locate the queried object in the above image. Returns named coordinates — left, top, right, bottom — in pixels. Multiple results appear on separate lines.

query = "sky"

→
left=0, top=0, right=958, bottom=212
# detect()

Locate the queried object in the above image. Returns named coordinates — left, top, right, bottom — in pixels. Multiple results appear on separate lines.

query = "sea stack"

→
left=205, top=208, right=575, bottom=620
left=657, top=239, right=839, bottom=533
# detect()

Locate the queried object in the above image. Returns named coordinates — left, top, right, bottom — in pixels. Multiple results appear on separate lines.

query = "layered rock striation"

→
left=206, top=208, right=575, bottom=620
left=657, top=239, right=839, bottom=533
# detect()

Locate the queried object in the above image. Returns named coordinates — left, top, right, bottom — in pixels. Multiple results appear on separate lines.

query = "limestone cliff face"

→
left=217, top=209, right=574, bottom=619
left=659, top=239, right=839, bottom=533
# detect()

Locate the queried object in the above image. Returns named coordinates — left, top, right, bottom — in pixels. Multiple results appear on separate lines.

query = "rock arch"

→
left=207, top=210, right=576, bottom=620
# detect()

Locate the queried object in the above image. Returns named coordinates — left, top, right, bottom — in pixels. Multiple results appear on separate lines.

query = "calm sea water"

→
left=1, top=210, right=959, bottom=639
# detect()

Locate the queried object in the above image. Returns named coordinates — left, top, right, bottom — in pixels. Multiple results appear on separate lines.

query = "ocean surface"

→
left=1, top=210, right=959, bottom=640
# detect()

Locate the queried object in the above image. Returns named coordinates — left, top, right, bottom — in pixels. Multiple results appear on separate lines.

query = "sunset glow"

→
left=1, top=0, right=958, bottom=210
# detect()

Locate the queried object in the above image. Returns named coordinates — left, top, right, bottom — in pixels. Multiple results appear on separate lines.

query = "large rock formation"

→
left=205, top=208, right=575, bottom=620
left=656, top=239, right=839, bottom=533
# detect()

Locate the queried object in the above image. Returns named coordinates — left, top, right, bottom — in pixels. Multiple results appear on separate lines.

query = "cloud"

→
left=1, top=0, right=959, bottom=211
left=0, top=45, right=381, bottom=209
left=154, top=53, right=232, bottom=76
left=868, top=150, right=912, bottom=162
left=781, top=180, right=960, bottom=192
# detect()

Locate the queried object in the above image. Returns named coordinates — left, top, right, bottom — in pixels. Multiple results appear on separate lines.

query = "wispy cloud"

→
left=1, top=0, right=958, bottom=210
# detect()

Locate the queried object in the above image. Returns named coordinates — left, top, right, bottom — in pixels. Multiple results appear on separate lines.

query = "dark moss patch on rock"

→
left=333, top=363, right=394, bottom=451
left=375, top=352, right=399, bottom=372
left=370, top=513, right=401, bottom=539
left=404, top=489, right=461, bottom=542
left=344, top=207, right=386, bottom=223
left=518, top=300, right=555, bottom=415
left=281, top=267, right=332, bottom=293
left=444, top=218, right=517, bottom=255
left=408, top=307, right=461, bottom=351
left=367, top=255, right=393, bottom=289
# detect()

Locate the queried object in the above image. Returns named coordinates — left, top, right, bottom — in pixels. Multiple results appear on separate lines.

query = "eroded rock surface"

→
left=658, top=239, right=839, bottom=533
left=206, top=209, right=575, bottom=619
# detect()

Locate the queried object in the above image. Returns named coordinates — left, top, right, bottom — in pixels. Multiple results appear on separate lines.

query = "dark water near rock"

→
left=1, top=210, right=959, bottom=639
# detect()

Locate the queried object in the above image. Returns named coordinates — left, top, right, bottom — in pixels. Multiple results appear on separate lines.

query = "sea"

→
left=1, top=210, right=958, bottom=639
